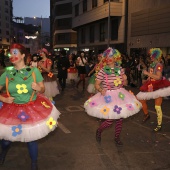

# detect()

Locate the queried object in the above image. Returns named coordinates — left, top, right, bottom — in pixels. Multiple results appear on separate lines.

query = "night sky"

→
left=13, top=0, right=50, bottom=18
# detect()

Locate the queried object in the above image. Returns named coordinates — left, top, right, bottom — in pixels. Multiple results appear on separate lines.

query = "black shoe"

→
left=0, top=146, right=10, bottom=165
left=115, top=138, right=123, bottom=146
left=153, top=125, right=162, bottom=132
left=31, top=162, right=38, bottom=170
left=96, top=130, right=101, bottom=143
left=0, top=156, right=5, bottom=165
left=142, top=114, right=150, bottom=123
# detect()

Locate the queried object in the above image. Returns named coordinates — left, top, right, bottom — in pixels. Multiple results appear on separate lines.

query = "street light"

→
left=33, top=16, right=43, bottom=48
left=107, top=0, right=111, bottom=47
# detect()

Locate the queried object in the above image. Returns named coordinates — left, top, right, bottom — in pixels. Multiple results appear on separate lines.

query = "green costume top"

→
left=0, top=66, right=43, bottom=104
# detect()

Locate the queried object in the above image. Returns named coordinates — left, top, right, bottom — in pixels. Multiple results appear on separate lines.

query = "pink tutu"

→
left=0, top=94, right=60, bottom=142
left=84, top=88, right=142, bottom=119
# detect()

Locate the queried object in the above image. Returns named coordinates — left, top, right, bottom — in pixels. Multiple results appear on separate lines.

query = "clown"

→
left=38, top=48, right=60, bottom=100
left=84, top=47, right=142, bottom=146
left=0, top=44, right=61, bottom=169
left=87, top=53, right=105, bottom=95
left=137, top=48, right=170, bottom=132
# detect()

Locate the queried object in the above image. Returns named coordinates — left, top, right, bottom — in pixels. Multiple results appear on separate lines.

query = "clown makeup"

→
left=105, top=57, right=113, bottom=63
left=9, top=48, right=20, bottom=63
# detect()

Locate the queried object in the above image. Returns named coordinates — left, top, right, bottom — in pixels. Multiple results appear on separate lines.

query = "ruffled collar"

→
left=6, top=66, right=34, bottom=81
left=103, top=66, right=121, bottom=76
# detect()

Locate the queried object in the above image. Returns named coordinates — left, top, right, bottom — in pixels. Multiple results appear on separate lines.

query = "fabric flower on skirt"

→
left=0, top=102, right=3, bottom=109
left=18, top=111, right=29, bottom=122
left=46, top=117, right=57, bottom=129
left=89, top=101, right=98, bottom=107
left=148, top=84, right=153, bottom=92
left=16, top=84, right=28, bottom=94
left=118, top=92, right=125, bottom=100
left=126, top=104, right=134, bottom=111
left=113, top=105, right=122, bottom=114
left=85, top=99, right=91, bottom=106
left=12, top=125, right=22, bottom=137
left=104, top=95, right=112, bottom=103
left=100, top=106, right=110, bottom=115
left=135, top=102, right=140, bottom=108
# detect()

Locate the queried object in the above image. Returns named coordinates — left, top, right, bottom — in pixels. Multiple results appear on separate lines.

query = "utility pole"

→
left=107, top=0, right=111, bottom=48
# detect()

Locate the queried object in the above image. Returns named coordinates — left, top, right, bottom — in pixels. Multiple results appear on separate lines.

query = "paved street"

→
left=0, top=66, right=170, bottom=170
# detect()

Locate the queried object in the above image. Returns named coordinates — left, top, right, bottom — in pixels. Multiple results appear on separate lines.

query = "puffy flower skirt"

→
left=0, top=94, right=61, bottom=142
left=84, top=88, right=142, bottom=119
left=137, top=79, right=170, bottom=100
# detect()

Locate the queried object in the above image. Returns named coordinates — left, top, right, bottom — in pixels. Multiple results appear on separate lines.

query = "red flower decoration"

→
left=48, top=72, right=53, bottom=78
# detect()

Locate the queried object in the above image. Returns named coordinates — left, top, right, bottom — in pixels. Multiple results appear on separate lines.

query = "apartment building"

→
left=128, top=0, right=170, bottom=56
left=0, top=0, right=13, bottom=50
left=50, top=0, right=77, bottom=54
left=72, top=0, right=127, bottom=54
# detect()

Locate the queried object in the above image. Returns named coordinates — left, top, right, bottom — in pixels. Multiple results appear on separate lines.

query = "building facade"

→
left=128, top=0, right=170, bottom=57
left=50, top=0, right=77, bottom=54
left=0, top=0, right=13, bottom=50
left=72, top=0, right=127, bottom=54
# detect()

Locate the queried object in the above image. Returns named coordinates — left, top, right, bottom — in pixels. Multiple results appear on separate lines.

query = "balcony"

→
left=72, top=1, right=123, bottom=28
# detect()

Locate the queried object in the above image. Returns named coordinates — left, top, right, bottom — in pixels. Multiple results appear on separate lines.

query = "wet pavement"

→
left=0, top=65, right=170, bottom=170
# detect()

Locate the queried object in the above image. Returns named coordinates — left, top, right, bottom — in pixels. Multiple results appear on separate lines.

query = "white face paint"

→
left=9, top=48, right=22, bottom=63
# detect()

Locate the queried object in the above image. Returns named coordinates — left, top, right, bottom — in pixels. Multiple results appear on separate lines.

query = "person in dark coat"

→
left=57, top=50, right=70, bottom=91
left=0, top=49, right=6, bottom=68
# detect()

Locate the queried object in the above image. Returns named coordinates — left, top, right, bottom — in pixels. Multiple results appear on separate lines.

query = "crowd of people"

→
left=0, top=43, right=170, bottom=169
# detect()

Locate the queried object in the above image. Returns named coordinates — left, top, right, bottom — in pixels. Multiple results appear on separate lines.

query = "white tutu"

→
left=67, top=73, right=78, bottom=80
left=84, top=88, right=142, bottom=119
left=87, top=84, right=96, bottom=94
left=44, top=81, right=60, bottom=98
left=137, top=86, right=170, bottom=100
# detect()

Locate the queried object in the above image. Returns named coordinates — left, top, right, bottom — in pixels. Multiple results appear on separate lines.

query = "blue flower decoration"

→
left=113, top=105, right=122, bottom=114
left=52, top=100, right=55, bottom=105
left=104, top=95, right=112, bottom=103
left=0, top=102, right=3, bottom=109
left=18, top=111, right=29, bottom=122
left=12, top=125, right=22, bottom=137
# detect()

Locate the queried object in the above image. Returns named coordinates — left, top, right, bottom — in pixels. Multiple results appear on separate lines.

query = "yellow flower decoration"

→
left=114, top=78, right=122, bottom=86
left=46, top=117, right=56, bottom=129
left=16, top=84, right=28, bottom=94
left=100, top=106, right=110, bottom=115
left=85, top=99, right=91, bottom=106
left=41, top=101, right=51, bottom=108
left=135, top=102, right=140, bottom=108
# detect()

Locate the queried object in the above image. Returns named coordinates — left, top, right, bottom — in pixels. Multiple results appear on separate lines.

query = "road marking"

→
left=58, top=121, right=71, bottom=134
left=65, top=106, right=84, bottom=112
left=148, top=109, right=170, bottom=119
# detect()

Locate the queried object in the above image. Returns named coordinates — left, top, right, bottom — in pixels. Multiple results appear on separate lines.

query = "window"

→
left=5, top=1, right=8, bottom=5
left=6, top=31, right=9, bottom=35
left=0, top=37, right=2, bottom=41
left=99, top=23, right=105, bottom=42
left=83, top=0, right=87, bottom=12
left=5, top=8, right=8, bottom=13
left=75, top=4, right=79, bottom=16
left=81, top=28, right=86, bottom=44
left=92, top=0, right=97, bottom=8
left=89, top=26, right=95, bottom=43
left=111, top=18, right=119, bottom=40
left=6, top=23, right=9, bottom=28
left=55, top=3, right=72, bottom=16
left=104, top=0, right=119, bottom=3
